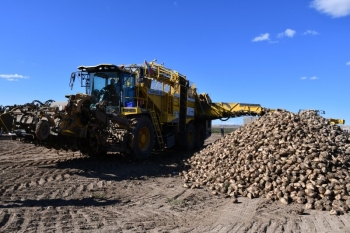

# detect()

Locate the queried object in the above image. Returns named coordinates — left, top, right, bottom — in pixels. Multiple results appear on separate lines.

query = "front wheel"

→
left=130, top=116, right=155, bottom=159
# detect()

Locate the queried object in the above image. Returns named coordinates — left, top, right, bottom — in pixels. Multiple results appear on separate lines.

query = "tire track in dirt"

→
left=111, top=207, right=179, bottom=232
left=0, top=210, right=10, bottom=229
left=17, top=209, right=31, bottom=233
left=0, top=141, right=80, bottom=168
left=2, top=136, right=350, bottom=232
left=0, top=211, right=25, bottom=233
left=0, top=167, right=76, bottom=201
left=0, top=141, right=20, bottom=154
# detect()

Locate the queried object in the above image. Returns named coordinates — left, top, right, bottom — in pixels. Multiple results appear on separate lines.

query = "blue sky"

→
left=1, top=0, right=350, bottom=125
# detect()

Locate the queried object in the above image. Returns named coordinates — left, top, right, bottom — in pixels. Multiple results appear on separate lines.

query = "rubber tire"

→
left=194, top=124, right=205, bottom=149
left=35, top=119, right=50, bottom=141
left=88, top=148, right=107, bottom=157
left=84, top=133, right=107, bottom=157
left=185, top=123, right=196, bottom=150
left=131, top=116, right=155, bottom=159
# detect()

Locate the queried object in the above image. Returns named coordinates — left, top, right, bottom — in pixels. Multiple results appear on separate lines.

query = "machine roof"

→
left=77, top=64, right=124, bottom=72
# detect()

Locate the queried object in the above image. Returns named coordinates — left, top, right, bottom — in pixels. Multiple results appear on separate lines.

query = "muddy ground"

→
left=0, top=134, right=350, bottom=233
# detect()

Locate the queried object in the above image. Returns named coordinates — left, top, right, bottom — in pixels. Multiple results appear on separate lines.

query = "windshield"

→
left=89, top=71, right=120, bottom=106
left=87, top=71, right=137, bottom=111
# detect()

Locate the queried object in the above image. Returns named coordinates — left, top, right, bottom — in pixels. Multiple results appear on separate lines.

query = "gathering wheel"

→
left=35, top=119, right=50, bottom=141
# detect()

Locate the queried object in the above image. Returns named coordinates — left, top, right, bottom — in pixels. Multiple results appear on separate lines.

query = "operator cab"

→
left=70, top=64, right=137, bottom=114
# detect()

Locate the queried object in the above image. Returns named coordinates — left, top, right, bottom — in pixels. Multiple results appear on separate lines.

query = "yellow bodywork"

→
left=127, top=62, right=267, bottom=124
left=329, top=118, right=345, bottom=125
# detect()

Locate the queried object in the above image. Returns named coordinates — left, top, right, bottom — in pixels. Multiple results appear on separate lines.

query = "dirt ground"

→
left=0, top=134, right=350, bottom=233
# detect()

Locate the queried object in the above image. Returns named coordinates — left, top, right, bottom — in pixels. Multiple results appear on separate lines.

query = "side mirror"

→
left=138, top=67, right=144, bottom=83
left=69, top=73, right=76, bottom=90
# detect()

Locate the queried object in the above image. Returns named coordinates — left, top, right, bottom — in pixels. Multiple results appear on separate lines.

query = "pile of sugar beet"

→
left=182, top=110, right=350, bottom=214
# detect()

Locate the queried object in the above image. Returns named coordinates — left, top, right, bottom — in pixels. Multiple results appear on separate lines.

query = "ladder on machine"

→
left=149, top=109, right=165, bottom=150
left=140, top=87, right=165, bottom=150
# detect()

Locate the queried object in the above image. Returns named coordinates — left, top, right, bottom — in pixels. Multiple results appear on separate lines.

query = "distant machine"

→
left=243, top=116, right=259, bottom=124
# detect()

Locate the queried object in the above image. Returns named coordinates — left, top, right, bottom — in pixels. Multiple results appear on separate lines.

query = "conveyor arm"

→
left=329, top=118, right=345, bottom=125
left=197, top=102, right=268, bottom=120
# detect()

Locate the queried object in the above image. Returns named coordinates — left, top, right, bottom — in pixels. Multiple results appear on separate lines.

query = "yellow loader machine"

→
left=298, top=109, right=345, bottom=125
left=56, top=61, right=267, bottom=158
left=0, top=61, right=267, bottom=158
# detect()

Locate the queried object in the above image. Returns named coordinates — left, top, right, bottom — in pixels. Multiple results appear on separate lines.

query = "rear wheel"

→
left=185, top=122, right=196, bottom=150
left=130, top=116, right=155, bottom=159
left=35, top=119, right=50, bottom=141
left=194, top=124, right=205, bottom=149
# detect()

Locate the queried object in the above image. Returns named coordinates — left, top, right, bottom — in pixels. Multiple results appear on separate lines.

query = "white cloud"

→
left=346, top=61, right=350, bottom=65
left=0, top=74, right=29, bottom=81
left=301, top=76, right=319, bottom=80
left=311, top=0, right=350, bottom=18
left=302, top=30, right=319, bottom=35
left=252, top=33, right=270, bottom=42
left=278, top=29, right=296, bottom=38
left=285, top=29, right=296, bottom=37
